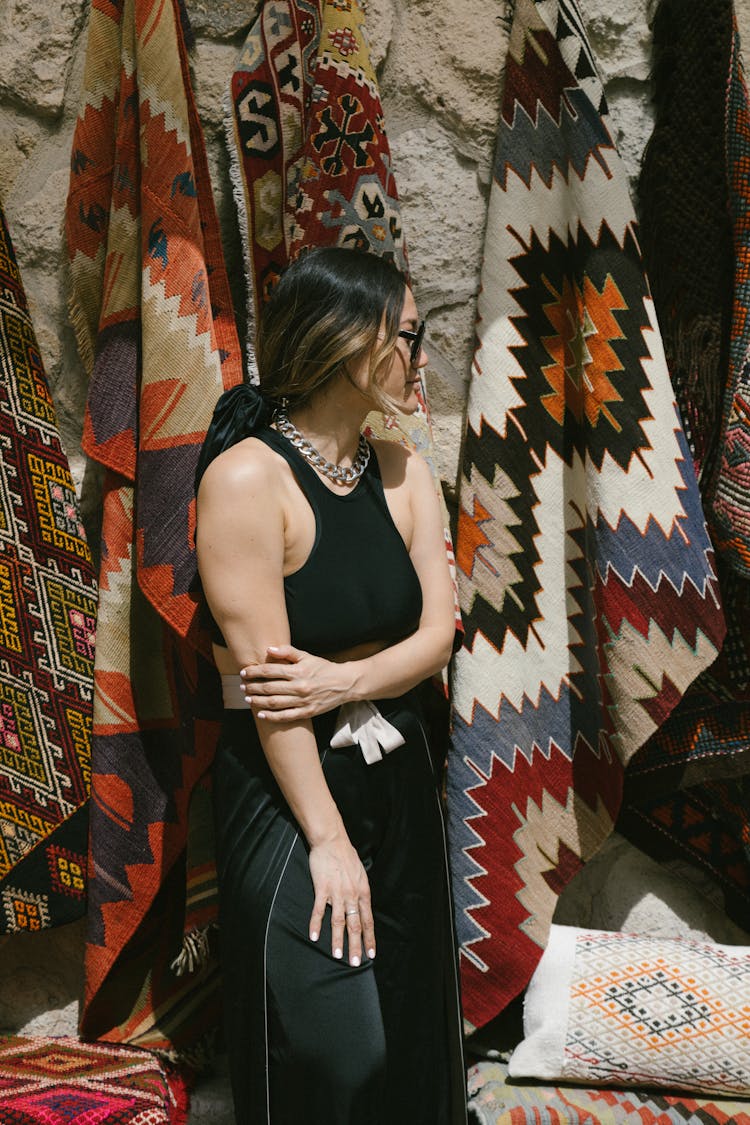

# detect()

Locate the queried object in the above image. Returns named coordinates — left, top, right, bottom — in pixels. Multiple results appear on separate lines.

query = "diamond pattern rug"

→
left=0, top=204, right=96, bottom=936
left=468, top=1058, right=750, bottom=1125
left=0, top=1035, right=188, bottom=1124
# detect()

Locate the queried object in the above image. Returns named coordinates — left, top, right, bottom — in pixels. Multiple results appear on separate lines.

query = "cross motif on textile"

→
left=276, top=51, right=300, bottom=93
left=312, top=93, right=374, bottom=175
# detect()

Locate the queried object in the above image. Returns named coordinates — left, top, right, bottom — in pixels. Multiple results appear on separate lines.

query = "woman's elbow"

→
left=430, top=624, right=456, bottom=675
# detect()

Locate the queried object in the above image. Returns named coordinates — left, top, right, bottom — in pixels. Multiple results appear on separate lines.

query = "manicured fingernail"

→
left=334, top=948, right=343, bottom=959
left=310, top=931, right=318, bottom=942
left=257, top=711, right=266, bottom=720
left=268, top=646, right=280, bottom=652
left=368, top=949, right=376, bottom=959
left=350, top=956, right=360, bottom=967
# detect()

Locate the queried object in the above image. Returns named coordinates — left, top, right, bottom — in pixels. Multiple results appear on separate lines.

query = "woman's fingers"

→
left=247, top=694, right=299, bottom=712
left=344, top=904, right=363, bottom=966
left=330, top=900, right=346, bottom=961
left=359, top=894, right=376, bottom=961
left=242, top=666, right=295, bottom=685
left=308, top=844, right=375, bottom=965
left=309, top=892, right=327, bottom=944
left=266, top=644, right=303, bottom=662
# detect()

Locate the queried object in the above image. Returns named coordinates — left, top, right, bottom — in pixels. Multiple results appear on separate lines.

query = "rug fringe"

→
left=170, top=923, right=218, bottom=977
left=164, top=1064, right=193, bottom=1125
left=67, top=292, right=96, bottom=379
left=223, top=81, right=259, bottom=383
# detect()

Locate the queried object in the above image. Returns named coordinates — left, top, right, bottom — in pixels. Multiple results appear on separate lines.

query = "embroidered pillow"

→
left=508, top=925, right=750, bottom=1096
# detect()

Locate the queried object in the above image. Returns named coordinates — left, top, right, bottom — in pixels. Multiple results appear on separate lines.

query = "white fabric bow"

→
left=330, top=701, right=405, bottom=765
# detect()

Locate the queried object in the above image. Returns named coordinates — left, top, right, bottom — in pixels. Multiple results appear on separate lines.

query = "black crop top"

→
left=205, top=426, right=423, bottom=656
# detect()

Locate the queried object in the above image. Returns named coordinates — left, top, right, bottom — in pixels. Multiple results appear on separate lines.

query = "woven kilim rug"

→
left=228, top=0, right=407, bottom=358
left=65, top=0, right=242, bottom=1061
left=0, top=1036, right=187, bottom=1124
left=446, top=0, right=726, bottom=1033
left=622, top=0, right=750, bottom=927
left=227, top=0, right=460, bottom=606
left=468, top=1060, right=750, bottom=1125
left=0, top=205, right=96, bottom=935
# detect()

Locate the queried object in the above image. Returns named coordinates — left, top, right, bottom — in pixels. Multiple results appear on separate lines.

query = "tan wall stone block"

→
left=395, top=0, right=507, bottom=150
left=0, top=0, right=87, bottom=118
left=188, top=0, right=260, bottom=40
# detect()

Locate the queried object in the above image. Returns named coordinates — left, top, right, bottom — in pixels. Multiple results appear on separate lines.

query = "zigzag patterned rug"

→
left=65, top=0, right=242, bottom=1062
left=0, top=205, right=96, bottom=935
left=446, top=0, right=726, bottom=1032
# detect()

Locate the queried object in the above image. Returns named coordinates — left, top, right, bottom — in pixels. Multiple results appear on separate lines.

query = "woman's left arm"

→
left=242, top=450, right=456, bottom=721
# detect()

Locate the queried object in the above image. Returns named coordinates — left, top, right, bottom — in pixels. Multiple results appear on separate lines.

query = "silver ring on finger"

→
left=345, top=907, right=359, bottom=917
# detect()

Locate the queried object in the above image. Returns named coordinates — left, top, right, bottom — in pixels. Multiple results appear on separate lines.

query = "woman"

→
left=195, top=247, right=466, bottom=1125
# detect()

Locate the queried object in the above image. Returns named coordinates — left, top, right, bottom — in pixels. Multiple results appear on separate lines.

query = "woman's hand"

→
left=308, top=830, right=376, bottom=965
left=240, top=645, right=354, bottom=721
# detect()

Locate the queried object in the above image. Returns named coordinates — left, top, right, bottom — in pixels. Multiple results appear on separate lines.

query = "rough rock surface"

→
left=0, top=0, right=88, bottom=119
left=1, top=2, right=749, bottom=1120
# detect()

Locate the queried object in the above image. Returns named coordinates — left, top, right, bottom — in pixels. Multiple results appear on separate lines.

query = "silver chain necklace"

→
left=275, top=410, right=370, bottom=485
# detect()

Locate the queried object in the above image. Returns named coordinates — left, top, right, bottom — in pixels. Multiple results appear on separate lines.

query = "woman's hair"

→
left=257, top=246, right=407, bottom=413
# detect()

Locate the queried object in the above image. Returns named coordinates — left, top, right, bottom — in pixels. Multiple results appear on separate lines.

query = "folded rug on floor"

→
left=0, top=1036, right=188, bottom=1124
left=447, top=0, right=725, bottom=1034
left=0, top=204, right=96, bottom=935
left=65, top=0, right=242, bottom=1062
left=468, top=1059, right=750, bottom=1125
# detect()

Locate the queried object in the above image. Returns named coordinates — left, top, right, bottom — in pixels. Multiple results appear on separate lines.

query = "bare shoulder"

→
left=370, top=438, right=432, bottom=489
left=197, top=436, right=282, bottom=502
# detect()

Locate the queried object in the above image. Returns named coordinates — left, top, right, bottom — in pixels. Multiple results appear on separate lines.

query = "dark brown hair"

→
left=257, top=247, right=407, bottom=413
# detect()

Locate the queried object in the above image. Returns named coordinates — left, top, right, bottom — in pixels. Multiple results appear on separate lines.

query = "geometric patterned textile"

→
left=65, top=0, right=242, bottom=1061
left=227, top=0, right=460, bottom=616
left=228, top=0, right=407, bottom=358
left=0, top=1036, right=185, bottom=1124
left=509, top=926, right=750, bottom=1097
left=619, top=777, right=750, bottom=932
left=635, top=0, right=735, bottom=496
left=623, top=2, right=750, bottom=915
left=0, top=204, right=96, bottom=934
left=468, top=1059, right=750, bottom=1125
left=707, top=8, right=750, bottom=573
left=446, top=0, right=726, bottom=1033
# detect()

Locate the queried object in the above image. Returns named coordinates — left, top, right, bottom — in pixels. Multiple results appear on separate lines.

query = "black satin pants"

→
left=212, top=696, right=467, bottom=1125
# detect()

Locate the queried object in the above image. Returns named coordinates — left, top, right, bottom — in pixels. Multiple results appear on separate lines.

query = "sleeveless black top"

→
left=206, top=426, right=423, bottom=656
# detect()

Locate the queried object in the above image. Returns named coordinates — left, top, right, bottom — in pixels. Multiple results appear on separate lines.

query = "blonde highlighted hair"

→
left=257, top=247, right=407, bottom=414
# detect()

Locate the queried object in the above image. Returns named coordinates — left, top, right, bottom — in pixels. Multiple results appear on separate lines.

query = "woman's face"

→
left=373, top=286, right=428, bottom=415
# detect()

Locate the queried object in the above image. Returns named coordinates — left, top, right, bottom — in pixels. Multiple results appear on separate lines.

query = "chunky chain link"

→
left=275, top=411, right=370, bottom=485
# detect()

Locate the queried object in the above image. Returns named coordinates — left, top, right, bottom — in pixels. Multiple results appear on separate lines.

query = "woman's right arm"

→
left=196, top=444, right=375, bottom=965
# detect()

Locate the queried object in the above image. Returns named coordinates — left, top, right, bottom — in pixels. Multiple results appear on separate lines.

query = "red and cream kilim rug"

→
left=447, top=0, right=725, bottom=1032
left=65, top=0, right=242, bottom=1062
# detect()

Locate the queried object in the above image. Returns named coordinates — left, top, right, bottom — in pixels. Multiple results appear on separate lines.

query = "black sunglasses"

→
left=398, top=320, right=426, bottom=366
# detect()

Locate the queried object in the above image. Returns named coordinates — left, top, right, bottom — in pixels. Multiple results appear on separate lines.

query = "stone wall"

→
left=1, top=1, right=749, bottom=1120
